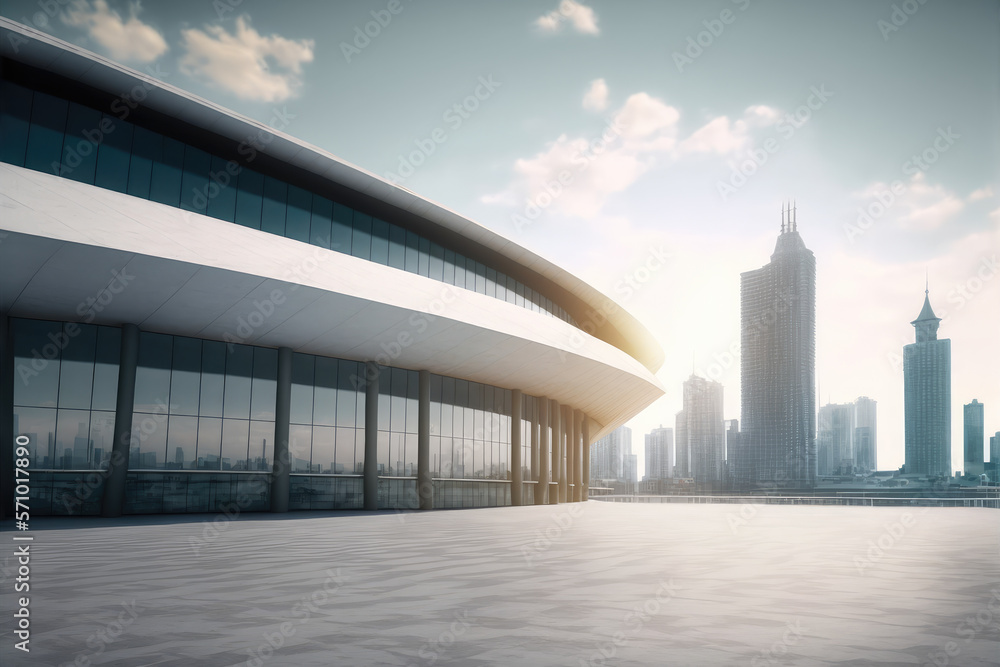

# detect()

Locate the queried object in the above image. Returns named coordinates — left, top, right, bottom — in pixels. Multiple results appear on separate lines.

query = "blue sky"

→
left=6, top=0, right=998, bottom=474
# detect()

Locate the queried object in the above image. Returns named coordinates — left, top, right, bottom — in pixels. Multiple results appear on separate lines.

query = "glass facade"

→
left=8, top=318, right=547, bottom=514
left=0, top=79, right=578, bottom=326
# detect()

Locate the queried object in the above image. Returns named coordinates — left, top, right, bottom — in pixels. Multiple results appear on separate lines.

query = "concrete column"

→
left=0, top=313, right=13, bottom=521
left=101, top=323, right=139, bottom=518
left=574, top=410, right=584, bottom=502
left=566, top=406, right=576, bottom=502
left=270, top=347, right=292, bottom=512
left=511, top=389, right=522, bottom=506
left=364, top=362, right=380, bottom=511
left=529, top=397, right=539, bottom=505
left=537, top=397, right=549, bottom=505
left=582, top=416, right=591, bottom=501
left=552, top=399, right=562, bottom=504
left=418, top=370, right=432, bottom=510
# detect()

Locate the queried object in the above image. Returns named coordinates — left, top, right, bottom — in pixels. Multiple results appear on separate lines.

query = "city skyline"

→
left=0, top=0, right=995, bottom=477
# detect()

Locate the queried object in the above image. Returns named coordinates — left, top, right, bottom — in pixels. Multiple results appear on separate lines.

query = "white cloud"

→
left=968, top=186, right=994, bottom=202
left=180, top=16, right=314, bottom=102
left=679, top=105, right=781, bottom=156
left=535, top=1, right=600, bottom=35
left=854, top=172, right=965, bottom=231
left=989, top=207, right=1000, bottom=221
left=582, top=78, right=609, bottom=112
left=61, top=0, right=167, bottom=63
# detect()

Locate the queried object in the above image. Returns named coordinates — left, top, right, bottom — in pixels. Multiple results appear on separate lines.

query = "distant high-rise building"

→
left=674, top=409, right=688, bottom=477
left=677, top=375, right=726, bottom=484
left=963, top=400, right=985, bottom=474
left=853, top=397, right=877, bottom=473
left=590, top=426, right=631, bottom=482
left=644, top=426, right=674, bottom=480
left=817, top=403, right=855, bottom=476
left=736, top=205, right=816, bottom=488
left=903, top=286, right=951, bottom=476
left=725, top=419, right=741, bottom=482
left=991, top=432, right=1000, bottom=465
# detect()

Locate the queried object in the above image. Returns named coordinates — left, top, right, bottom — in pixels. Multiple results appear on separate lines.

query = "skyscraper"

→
left=590, top=426, right=632, bottom=483
left=736, top=205, right=816, bottom=488
left=963, top=400, right=985, bottom=475
left=677, top=375, right=726, bottom=484
left=903, top=286, right=951, bottom=476
left=644, top=426, right=674, bottom=480
left=853, top=397, right=878, bottom=473
left=817, top=403, right=855, bottom=476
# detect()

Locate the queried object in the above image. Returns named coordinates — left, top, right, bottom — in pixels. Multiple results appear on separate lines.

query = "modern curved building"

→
left=0, top=18, right=664, bottom=517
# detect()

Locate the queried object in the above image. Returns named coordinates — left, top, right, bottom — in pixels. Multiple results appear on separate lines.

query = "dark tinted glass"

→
left=351, top=211, right=372, bottom=260
left=260, top=176, right=288, bottom=236
left=94, top=115, right=133, bottom=193
left=310, top=196, right=333, bottom=249
left=24, top=92, right=68, bottom=174
left=0, top=81, right=32, bottom=166
left=60, top=102, right=102, bottom=183
left=331, top=203, right=353, bottom=254
left=180, top=146, right=211, bottom=213
left=370, top=218, right=389, bottom=265
left=206, top=156, right=237, bottom=222
left=149, top=136, right=184, bottom=206
left=285, top=185, right=311, bottom=243
left=234, top=168, right=264, bottom=229
left=126, top=126, right=158, bottom=199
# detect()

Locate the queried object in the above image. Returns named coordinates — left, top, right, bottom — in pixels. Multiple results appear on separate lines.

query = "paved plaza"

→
left=2, top=502, right=998, bottom=666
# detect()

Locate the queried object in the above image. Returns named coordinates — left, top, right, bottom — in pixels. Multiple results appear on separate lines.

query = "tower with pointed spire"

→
left=735, top=202, right=816, bottom=489
left=903, top=284, right=951, bottom=476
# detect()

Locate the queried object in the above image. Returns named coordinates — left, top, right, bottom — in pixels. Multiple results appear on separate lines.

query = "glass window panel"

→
left=199, top=341, right=226, bottom=417
left=404, top=230, right=419, bottom=273
left=223, top=344, right=254, bottom=419
left=440, top=403, right=453, bottom=437
left=149, top=136, right=184, bottom=207
left=443, top=249, right=456, bottom=285
left=378, top=387, right=391, bottom=432
left=234, top=168, right=264, bottom=230
left=179, top=145, right=210, bottom=213
left=310, top=196, right=333, bottom=249
left=356, top=373, right=367, bottom=427
left=418, top=237, right=430, bottom=276
left=486, top=267, right=497, bottom=299
left=131, top=410, right=166, bottom=469
left=370, top=218, right=389, bottom=265
left=289, top=424, right=312, bottom=472
left=206, top=156, right=237, bottom=222
left=169, top=337, right=201, bottom=416
left=94, top=114, right=133, bottom=193
left=221, top=419, right=250, bottom=470
left=134, top=332, right=172, bottom=413
left=12, top=406, right=56, bottom=468
left=166, top=415, right=197, bottom=469
left=506, top=276, right=517, bottom=304
left=335, top=426, right=355, bottom=474
left=387, top=223, right=406, bottom=269
left=57, top=322, right=96, bottom=410
left=313, top=357, right=338, bottom=426
left=54, top=408, right=90, bottom=469
left=24, top=91, right=68, bottom=174
left=336, top=362, right=358, bottom=426
left=406, top=371, right=419, bottom=434
left=126, top=125, right=158, bottom=199
left=331, top=203, right=353, bottom=254
left=285, top=186, right=312, bottom=243
left=250, top=347, right=278, bottom=421
left=0, top=81, right=33, bottom=166
left=429, top=375, right=442, bottom=434
left=88, top=410, right=115, bottom=469
left=475, top=262, right=487, bottom=294
left=59, top=102, right=102, bottom=183
left=196, top=417, right=222, bottom=469
left=312, top=426, right=335, bottom=473
left=260, top=176, right=288, bottom=236
left=351, top=211, right=373, bottom=260
left=377, top=430, right=390, bottom=472
left=12, top=319, right=61, bottom=408
left=429, top=243, right=444, bottom=282
left=405, top=433, right=418, bottom=475
left=515, top=281, right=525, bottom=308
left=290, top=353, right=315, bottom=424
left=249, top=420, right=274, bottom=471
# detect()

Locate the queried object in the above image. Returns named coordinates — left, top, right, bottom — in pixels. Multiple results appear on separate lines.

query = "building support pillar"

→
left=537, top=397, right=549, bottom=505
left=582, top=416, right=591, bottom=501
left=566, top=406, right=576, bottom=502
left=574, top=410, right=584, bottom=501
left=418, top=370, right=432, bottom=510
left=552, top=399, right=562, bottom=504
left=270, top=347, right=293, bottom=512
left=364, top=362, right=380, bottom=511
left=511, top=389, right=523, bottom=506
left=101, top=323, right=138, bottom=518
left=529, top=397, right=539, bottom=506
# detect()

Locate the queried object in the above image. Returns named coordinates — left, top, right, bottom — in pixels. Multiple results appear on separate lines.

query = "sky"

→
left=5, top=0, right=997, bottom=476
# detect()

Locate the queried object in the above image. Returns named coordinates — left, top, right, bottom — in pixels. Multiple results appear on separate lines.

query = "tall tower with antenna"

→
left=735, top=201, right=816, bottom=489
